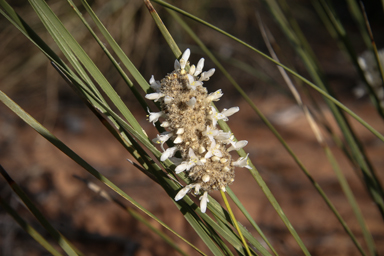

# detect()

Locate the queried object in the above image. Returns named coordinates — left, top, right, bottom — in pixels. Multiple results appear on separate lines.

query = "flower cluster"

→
left=146, top=49, right=250, bottom=213
left=354, top=49, right=384, bottom=107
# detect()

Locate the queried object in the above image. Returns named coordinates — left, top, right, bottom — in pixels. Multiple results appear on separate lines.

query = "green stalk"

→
left=220, top=191, right=252, bottom=256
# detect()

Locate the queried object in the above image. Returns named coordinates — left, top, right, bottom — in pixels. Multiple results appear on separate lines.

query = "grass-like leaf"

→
left=30, top=0, right=146, bottom=137
left=0, top=193, right=64, bottom=256
left=0, top=165, right=83, bottom=256
left=0, top=88, right=211, bottom=255
left=263, top=0, right=384, bottom=223
left=162, top=8, right=309, bottom=255
left=150, top=0, right=384, bottom=144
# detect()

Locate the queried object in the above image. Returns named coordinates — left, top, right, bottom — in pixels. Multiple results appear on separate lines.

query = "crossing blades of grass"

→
left=0, top=165, right=83, bottom=256
left=0, top=193, right=64, bottom=256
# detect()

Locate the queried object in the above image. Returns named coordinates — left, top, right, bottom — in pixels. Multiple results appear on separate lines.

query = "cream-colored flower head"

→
left=146, top=49, right=249, bottom=213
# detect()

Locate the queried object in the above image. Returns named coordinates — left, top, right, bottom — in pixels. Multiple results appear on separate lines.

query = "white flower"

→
left=175, top=183, right=201, bottom=201
left=232, top=153, right=252, bottom=169
left=227, top=140, right=248, bottom=152
left=206, top=89, right=223, bottom=102
left=187, top=74, right=203, bottom=90
left=152, top=132, right=173, bottom=151
left=189, top=65, right=196, bottom=75
left=222, top=107, right=240, bottom=117
left=202, top=126, right=220, bottom=142
left=194, top=58, right=205, bottom=76
left=175, top=162, right=191, bottom=174
left=149, top=75, right=161, bottom=91
left=208, top=106, right=239, bottom=126
left=175, top=184, right=193, bottom=201
left=180, top=49, right=191, bottom=70
left=205, top=140, right=223, bottom=159
left=199, top=68, right=215, bottom=81
left=175, top=148, right=203, bottom=174
left=214, top=131, right=232, bottom=143
left=145, top=92, right=165, bottom=102
left=187, top=74, right=194, bottom=84
left=193, top=183, right=201, bottom=194
left=147, top=108, right=164, bottom=125
left=199, top=191, right=209, bottom=213
left=161, top=146, right=178, bottom=162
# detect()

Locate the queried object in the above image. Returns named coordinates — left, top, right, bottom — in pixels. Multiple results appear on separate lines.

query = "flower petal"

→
left=180, top=49, right=191, bottom=69
left=199, top=68, right=215, bottom=81
left=199, top=191, right=209, bottom=213
left=175, top=162, right=189, bottom=174
left=145, top=92, right=164, bottom=102
left=194, top=58, right=205, bottom=76
left=149, top=75, right=161, bottom=91
left=206, top=89, right=223, bottom=102
left=227, top=140, right=248, bottom=152
left=175, top=185, right=192, bottom=201
left=161, top=146, right=178, bottom=162
left=189, top=65, right=196, bottom=75
left=222, top=107, right=239, bottom=117
left=152, top=132, right=173, bottom=151
left=232, top=153, right=252, bottom=169
left=147, top=107, right=164, bottom=124
left=214, top=131, right=232, bottom=142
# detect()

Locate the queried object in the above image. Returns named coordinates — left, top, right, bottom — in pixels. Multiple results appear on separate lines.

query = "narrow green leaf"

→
left=227, top=188, right=278, bottom=256
left=264, top=0, right=384, bottom=224
left=30, top=0, right=146, bottom=137
left=324, top=147, right=376, bottom=256
left=164, top=10, right=304, bottom=255
left=0, top=195, right=63, bottom=256
left=75, top=0, right=151, bottom=99
left=0, top=89, right=214, bottom=256
left=75, top=176, right=189, bottom=256
left=315, top=0, right=384, bottom=117
left=220, top=191, right=252, bottom=256
left=144, top=0, right=182, bottom=58
left=0, top=166, right=83, bottom=256
left=150, top=0, right=384, bottom=145
left=259, top=16, right=371, bottom=256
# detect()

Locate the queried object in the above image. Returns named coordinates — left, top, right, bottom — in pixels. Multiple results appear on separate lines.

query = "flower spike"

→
left=145, top=49, right=249, bottom=213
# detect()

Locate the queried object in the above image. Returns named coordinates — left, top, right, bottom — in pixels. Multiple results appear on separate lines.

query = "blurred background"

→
left=1, top=0, right=384, bottom=255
